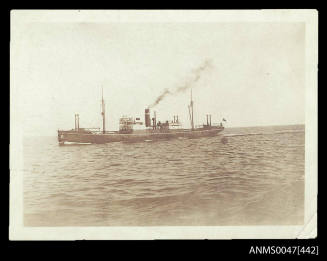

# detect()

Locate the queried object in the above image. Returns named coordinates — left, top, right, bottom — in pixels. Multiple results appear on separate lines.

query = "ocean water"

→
left=23, top=125, right=305, bottom=226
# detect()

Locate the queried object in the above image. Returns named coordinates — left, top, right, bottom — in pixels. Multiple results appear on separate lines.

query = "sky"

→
left=12, top=21, right=305, bottom=136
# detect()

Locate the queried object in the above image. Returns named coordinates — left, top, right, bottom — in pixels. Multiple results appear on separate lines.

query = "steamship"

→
left=57, top=89, right=224, bottom=144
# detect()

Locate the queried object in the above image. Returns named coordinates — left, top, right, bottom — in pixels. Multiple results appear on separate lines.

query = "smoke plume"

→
left=149, top=88, right=171, bottom=109
left=149, top=59, right=213, bottom=108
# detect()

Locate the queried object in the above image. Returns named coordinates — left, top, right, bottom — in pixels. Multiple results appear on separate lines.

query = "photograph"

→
left=9, top=9, right=318, bottom=239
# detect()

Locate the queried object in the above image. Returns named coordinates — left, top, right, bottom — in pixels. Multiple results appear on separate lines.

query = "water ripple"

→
left=24, top=125, right=305, bottom=226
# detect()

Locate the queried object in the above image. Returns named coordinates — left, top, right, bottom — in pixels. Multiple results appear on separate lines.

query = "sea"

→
left=23, top=125, right=305, bottom=226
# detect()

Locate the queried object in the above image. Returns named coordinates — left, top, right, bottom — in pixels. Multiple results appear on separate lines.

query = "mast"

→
left=188, top=88, right=194, bottom=130
left=190, top=88, right=194, bottom=130
left=101, top=87, right=106, bottom=134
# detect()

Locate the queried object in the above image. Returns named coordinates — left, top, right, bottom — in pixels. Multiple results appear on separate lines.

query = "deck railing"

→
left=195, top=123, right=224, bottom=128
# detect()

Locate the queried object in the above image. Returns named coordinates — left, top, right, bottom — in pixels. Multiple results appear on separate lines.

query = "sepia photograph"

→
left=10, top=10, right=318, bottom=239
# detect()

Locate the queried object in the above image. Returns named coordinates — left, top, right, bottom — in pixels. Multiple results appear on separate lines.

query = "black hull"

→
left=58, top=127, right=224, bottom=144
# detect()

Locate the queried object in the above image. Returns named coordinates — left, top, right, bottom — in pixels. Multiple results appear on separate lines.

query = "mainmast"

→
left=188, top=88, right=194, bottom=130
left=101, top=87, right=106, bottom=134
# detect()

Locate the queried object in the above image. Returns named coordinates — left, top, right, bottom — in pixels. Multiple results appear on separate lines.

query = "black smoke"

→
left=149, top=59, right=213, bottom=108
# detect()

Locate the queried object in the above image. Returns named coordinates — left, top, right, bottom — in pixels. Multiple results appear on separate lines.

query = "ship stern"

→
left=57, top=130, right=65, bottom=144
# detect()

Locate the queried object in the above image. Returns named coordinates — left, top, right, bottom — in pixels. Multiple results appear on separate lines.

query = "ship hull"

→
left=58, top=127, right=224, bottom=144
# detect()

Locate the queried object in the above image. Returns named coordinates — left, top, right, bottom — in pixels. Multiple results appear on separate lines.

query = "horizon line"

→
left=22, top=123, right=305, bottom=137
